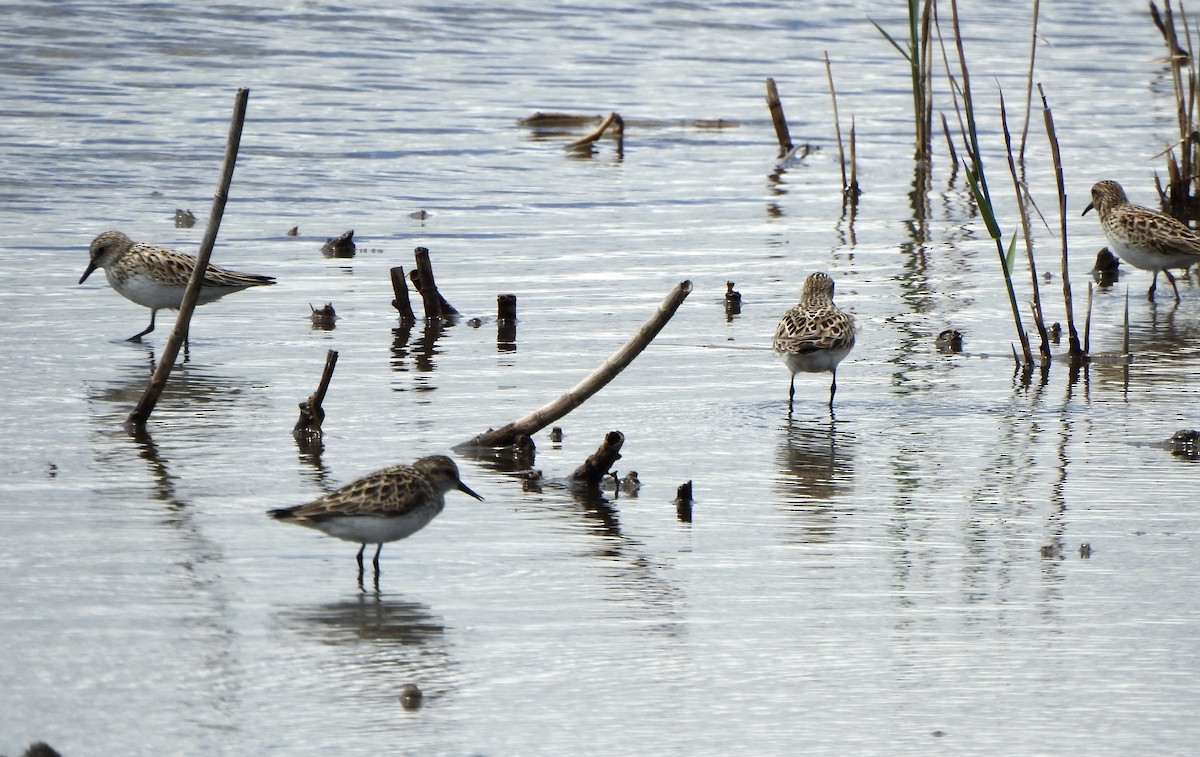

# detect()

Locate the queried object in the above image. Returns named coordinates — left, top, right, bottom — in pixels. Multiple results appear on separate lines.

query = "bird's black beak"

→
left=79, top=259, right=99, bottom=285
left=1082, top=202, right=1094, bottom=217
left=458, top=481, right=484, bottom=501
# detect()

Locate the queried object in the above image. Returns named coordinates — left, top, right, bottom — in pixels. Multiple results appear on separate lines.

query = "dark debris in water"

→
left=322, top=229, right=356, bottom=258
left=174, top=208, right=196, bottom=228
left=1170, top=429, right=1200, bottom=458
left=936, top=329, right=963, bottom=353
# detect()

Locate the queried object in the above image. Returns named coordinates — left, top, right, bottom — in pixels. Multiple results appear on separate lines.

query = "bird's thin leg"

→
left=829, top=369, right=837, bottom=411
left=127, top=309, right=157, bottom=342
left=1148, top=272, right=1159, bottom=301
left=1164, top=269, right=1182, bottom=303
left=356, top=544, right=366, bottom=586
left=372, top=544, right=383, bottom=576
left=787, top=375, right=796, bottom=413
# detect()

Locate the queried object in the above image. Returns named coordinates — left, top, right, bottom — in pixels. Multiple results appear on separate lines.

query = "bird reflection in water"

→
left=775, top=417, right=855, bottom=542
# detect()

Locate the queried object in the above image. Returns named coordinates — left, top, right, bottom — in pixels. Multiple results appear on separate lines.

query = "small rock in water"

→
left=174, top=208, right=196, bottom=228
left=286, top=225, right=299, bottom=236
left=619, top=471, right=641, bottom=495
left=409, top=209, right=430, bottom=220
left=1079, top=543, right=1092, bottom=559
left=1092, top=247, right=1120, bottom=286
left=310, top=303, right=337, bottom=329
left=23, top=743, right=63, bottom=757
left=549, top=426, right=563, bottom=443
left=322, top=229, right=356, bottom=258
left=936, top=329, right=963, bottom=353
left=1050, top=322, right=1062, bottom=344
left=399, top=683, right=423, bottom=710
left=1039, top=544, right=1062, bottom=559
left=522, top=469, right=544, bottom=492
left=724, top=280, right=742, bottom=317
left=1170, top=429, right=1200, bottom=458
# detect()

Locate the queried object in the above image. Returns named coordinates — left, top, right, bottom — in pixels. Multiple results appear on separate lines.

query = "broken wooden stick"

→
left=455, top=280, right=692, bottom=450
left=569, top=431, right=624, bottom=489
left=765, top=77, right=793, bottom=157
left=409, top=246, right=460, bottom=319
left=390, top=266, right=416, bottom=325
left=127, top=87, right=249, bottom=429
left=294, top=349, right=339, bottom=440
left=567, top=112, right=624, bottom=148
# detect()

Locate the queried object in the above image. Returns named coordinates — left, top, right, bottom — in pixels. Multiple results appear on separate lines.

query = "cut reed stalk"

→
left=999, top=86, right=1049, bottom=359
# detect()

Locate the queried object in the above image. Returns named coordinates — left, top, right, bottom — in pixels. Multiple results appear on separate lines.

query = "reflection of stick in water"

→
left=456, top=280, right=693, bottom=450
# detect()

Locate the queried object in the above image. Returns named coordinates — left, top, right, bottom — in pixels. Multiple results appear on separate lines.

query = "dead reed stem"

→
left=127, top=88, right=249, bottom=428
left=1038, top=84, right=1083, bottom=358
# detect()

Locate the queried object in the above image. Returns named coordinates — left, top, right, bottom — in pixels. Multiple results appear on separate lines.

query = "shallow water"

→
left=3, top=1, right=1200, bottom=754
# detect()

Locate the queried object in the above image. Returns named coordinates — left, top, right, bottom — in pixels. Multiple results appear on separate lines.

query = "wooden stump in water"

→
left=765, top=77, right=793, bottom=157
left=497, top=293, right=516, bottom=347
left=390, top=266, right=416, bottom=325
left=569, top=431, right=624, bottom=490
left=676, top=482, right=696, bottom=523
left=294, top=349, right=338, bottom=440
left=410, top=246, right=460, bottom=320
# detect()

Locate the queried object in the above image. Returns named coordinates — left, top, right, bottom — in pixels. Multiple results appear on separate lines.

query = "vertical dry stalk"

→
left=999, top=88, right=1049, bottom=358
left=1038, top=84, right=1083, bottom=358
left=128, top=88, right=250, bottom=428
left=824, top=52, right=849, bottom=193
left=1017, top=0, right=1041, bottom=162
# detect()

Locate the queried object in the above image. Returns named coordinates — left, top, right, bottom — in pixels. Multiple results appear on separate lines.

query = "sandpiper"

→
left=1082, top=180, right=1200, bottom=303
left=772, top=272, right=856, bottom=411
left=79, top=230, right=276, bottom=340
left=268, top=455, right=483, bottom=584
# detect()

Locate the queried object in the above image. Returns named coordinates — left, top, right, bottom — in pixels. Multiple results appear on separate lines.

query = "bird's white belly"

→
left=310, top=512, right=438, bottom=544
left=1106, top=238, right=1172, bottom=272
left=106, top=269, right=231, bottom=309
left=780, top=346, right=851, bottom=375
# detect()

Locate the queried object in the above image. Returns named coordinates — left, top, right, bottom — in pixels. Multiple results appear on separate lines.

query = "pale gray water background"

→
left=2, top=1, right=1199, bottom=754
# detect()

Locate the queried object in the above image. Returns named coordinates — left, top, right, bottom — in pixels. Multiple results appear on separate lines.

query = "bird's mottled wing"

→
left=773, top=307, right=855, bottom=354
left=281, top=465, right=436, bottom=520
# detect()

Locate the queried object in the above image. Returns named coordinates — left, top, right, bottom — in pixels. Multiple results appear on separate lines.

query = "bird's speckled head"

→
left=414, top=455, right=484, bottom=500
left=799, top=272, right=837, bottom=308
left=1083, top=180, right=1129, bottom=217
left=80, top=230, right=135, bottom=284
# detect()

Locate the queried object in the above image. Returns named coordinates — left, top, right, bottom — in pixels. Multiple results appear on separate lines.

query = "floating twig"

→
left=567, top=112, right=624, bottom=148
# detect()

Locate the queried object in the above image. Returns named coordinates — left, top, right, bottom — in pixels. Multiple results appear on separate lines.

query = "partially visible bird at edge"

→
left=1083, top=180, right=1200, bottom=303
